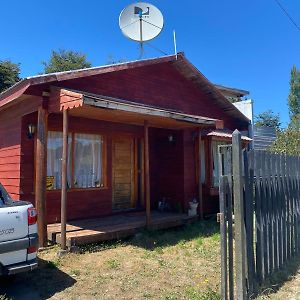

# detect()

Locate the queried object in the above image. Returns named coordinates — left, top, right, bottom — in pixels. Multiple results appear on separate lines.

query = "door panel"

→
left=112, top=137, right=135, bottom=210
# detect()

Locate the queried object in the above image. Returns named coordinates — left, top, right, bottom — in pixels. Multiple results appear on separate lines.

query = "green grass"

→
left=130, top=219, right=220, bottom=251
left=18, top=219, right=221, bottom=300
left=164, top=287, right=221, bottom=300
left=105, top=258, right=121, bottom=269
left=185, top=287, right=221, bottom=300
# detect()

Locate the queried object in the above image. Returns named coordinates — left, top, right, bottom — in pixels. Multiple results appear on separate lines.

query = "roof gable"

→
left=0, top=53, right=249, bottom=126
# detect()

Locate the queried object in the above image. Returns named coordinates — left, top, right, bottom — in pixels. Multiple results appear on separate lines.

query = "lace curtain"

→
left=212, top=140, right=230, bottom=187
left=74, top=133, right=102, bottom=188
left=47, top=131, right=72, bottom=189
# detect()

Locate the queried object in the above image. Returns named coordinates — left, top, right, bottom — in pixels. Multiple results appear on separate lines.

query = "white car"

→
left=0, top=183, right=38, bottom=275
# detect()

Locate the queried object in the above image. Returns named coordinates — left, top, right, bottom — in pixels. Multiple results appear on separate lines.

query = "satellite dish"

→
left=119, top=2, right=164, bottom=55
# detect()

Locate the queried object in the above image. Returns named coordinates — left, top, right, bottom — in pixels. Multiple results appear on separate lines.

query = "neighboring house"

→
left=216, top=85, right=255, bottom=147
left=0, top=53, right=250, bottom=241
left=253, top=125, right=277, bottom=150
left=216, top=85, right=277, bottom=150
left=214, top=84, right=250, bottom=103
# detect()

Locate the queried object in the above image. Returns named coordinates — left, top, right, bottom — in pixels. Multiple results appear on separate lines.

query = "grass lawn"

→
left=1, top=219, right=222, bottom=300
left=2, top=219, right=300, bottom=299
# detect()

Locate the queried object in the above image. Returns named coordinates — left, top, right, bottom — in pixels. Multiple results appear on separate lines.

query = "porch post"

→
left=61, top=109, right=69, bottom=250
left=35, top=104, right=48, bottom=248
left=144, top=120, right=151, bottom=228
left=198, top=129, right=204, bottom=219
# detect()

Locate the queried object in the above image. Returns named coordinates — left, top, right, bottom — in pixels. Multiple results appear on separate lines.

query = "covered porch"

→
left=34, top=88, right=219, bottom=248
left=47, top=211, right=198, bottom=247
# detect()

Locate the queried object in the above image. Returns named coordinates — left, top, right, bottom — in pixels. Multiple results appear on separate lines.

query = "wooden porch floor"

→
left=47, top=211, right=197, bottom=247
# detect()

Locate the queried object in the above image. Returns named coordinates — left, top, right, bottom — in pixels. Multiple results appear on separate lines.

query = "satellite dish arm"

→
left=139, top=14, right=144, bottom=59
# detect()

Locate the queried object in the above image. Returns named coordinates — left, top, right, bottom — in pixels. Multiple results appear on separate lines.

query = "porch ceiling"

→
left=67, top=91, right=217, bottom=129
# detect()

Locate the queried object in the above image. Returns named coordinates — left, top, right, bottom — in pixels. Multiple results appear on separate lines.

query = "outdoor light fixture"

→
left=168, top=134, right=175, bottom=143
left=27, top=124, right=36, bottom=139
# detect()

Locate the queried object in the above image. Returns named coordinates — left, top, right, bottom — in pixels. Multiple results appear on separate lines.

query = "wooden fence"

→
left=219, top=130, right=300, bottom=300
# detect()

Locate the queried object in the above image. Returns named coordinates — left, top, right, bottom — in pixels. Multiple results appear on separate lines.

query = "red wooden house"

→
left=0, top=53, right=250, bottom=247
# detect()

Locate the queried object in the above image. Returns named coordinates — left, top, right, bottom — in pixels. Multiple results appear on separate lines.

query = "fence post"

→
left=219, top=175, right=228, bottom=300
left=232, top=130, right=247, bottom=300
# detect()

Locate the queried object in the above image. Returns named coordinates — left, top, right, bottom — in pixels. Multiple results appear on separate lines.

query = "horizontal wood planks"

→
left=0, top=113, right=22, bottom=199
left=45, top=63, right=244, bottom=131
left=47, top=211, right=197, bottom=246
left=20, top=114, right=203, bottom=223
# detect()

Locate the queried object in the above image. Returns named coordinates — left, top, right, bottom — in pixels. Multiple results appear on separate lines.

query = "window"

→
left=212, top=140, right=230, bottom=187
left=47, top=131, right=70, bottom=190
left=0, top=183, right=12, bottom=206
left=46, top=131, right=104, bottom=190
left=74, top=134, right=103, bottom=188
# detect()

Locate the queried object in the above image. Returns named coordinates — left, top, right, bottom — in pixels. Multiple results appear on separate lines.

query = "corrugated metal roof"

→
left=253, top=126, right=277, bottom=150
left=202, top=129, right=252, bottom=141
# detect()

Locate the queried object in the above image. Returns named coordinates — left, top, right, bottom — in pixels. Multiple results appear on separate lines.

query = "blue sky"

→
left=1, top=0, right=300, bottom=127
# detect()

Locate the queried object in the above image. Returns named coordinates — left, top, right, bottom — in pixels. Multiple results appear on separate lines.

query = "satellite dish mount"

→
left=119, top=2, right=164, bottom=59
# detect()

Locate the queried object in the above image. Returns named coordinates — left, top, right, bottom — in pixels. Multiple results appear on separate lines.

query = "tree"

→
left=42, top=49, right=92, bottom=74
left=288, top=65, right=300, bottom=129
left=254, top=110, right=281, bottom=129
left=0, top=60, right=21, bottom=93
left=269, top=129, right=300, bottom=155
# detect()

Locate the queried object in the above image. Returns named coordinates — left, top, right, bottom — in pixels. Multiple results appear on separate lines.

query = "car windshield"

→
left=0, top=183, right=12, bottom=206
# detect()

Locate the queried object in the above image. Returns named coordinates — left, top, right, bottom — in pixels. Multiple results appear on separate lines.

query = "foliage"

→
left=42, top=49, right=92, bottom=74
left=254, top=110, right=281, bottom=129
left=0, top=60, right=21, bottom=93
left=269, top=66, right=300, bottom=153
left=269, top=129, right=300, bottom=156
left=288, top=65, right=300, bottom=129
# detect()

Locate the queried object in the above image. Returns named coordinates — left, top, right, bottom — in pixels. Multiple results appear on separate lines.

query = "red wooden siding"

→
left=183, top=129, right=198, bottom=208
left=21, top=113, right=146, bottom=223
left=9, top=61, right=249, bottom=223
left=0, top=111, right=22, bottom=200
left=20, top=113, right=199, bottom=223
left=51, top=63, right=245, bottom=130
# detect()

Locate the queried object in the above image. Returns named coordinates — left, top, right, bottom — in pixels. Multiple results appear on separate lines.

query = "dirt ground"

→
left=1, top=220, right=221, bottom=300
left=2, top=220, right=300, bottom=300
left=257, top=256, right=300, bottom=300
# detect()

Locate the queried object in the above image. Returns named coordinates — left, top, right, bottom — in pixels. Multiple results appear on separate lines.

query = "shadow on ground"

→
left=255, top=255, right=300, bottom=298
left=79, top=217, right=220, bottom=253
left=0, top=258, right=76, bottom=300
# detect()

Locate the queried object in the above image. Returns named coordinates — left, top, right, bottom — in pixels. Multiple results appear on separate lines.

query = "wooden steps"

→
left=47, top=212, right=197, bottom=247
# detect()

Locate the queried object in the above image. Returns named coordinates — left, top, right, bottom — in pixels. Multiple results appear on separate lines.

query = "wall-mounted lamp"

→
left=168, top=134, right=175, bottom=143
left=27, top=124, right=36, bottom=139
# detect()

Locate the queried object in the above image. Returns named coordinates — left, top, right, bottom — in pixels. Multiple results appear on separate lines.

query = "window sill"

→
left=46, top=187, right=108, bottom=192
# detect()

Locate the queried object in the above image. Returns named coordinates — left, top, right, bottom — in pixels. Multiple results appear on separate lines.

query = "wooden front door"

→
left=112, top=137, right=136, bottom=210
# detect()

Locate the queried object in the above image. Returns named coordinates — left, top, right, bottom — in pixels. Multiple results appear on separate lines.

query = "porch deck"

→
left=47, top=211, right=197, bottom=247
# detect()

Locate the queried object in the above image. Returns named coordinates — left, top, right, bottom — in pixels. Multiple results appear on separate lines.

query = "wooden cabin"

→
left=0, top=53, right=250, bottom=246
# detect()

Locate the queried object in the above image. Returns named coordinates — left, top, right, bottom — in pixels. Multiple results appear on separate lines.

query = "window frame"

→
left=46, top=130, right=107, bottom=192
left=211, top=139, right=231, bottom=187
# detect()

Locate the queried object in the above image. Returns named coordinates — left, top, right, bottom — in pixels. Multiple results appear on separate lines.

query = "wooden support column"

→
left=232, top=130, right=247, bottom=300
left=61, top=109, right=69, bottom=250
left=198, top=129, right=204, bottom=219
left=144, top=120, right=151, bottom=228
left=35, top=105, right=48, bottom=248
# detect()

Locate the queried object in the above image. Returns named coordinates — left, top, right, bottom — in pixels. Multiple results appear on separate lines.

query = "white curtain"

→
left=212, top=141, right=230, bottom=187
left=47, top=131, right=72, bottom=189
left=74, top=134, right=102, bottom=188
